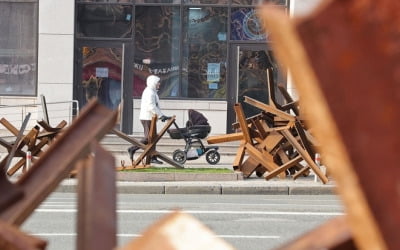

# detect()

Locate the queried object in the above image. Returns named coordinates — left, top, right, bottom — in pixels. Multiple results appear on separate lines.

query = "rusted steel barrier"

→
left=259, top=0, right=400, bottom=249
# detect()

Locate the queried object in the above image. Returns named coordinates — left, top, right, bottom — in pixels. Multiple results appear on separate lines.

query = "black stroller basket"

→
left=167, top=110, right=220, bottom=165
left=167, top=124, right=210, bottom=140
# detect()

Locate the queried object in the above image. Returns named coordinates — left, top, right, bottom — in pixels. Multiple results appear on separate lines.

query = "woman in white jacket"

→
left=128, top=75, right=170, bottom=164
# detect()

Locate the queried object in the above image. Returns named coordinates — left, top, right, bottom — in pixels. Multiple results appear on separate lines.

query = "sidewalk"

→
left=56, top=174, right=337, bottom=195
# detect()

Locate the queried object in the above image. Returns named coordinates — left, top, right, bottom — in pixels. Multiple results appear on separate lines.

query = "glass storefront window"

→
left=183, top=0, right=228, bottom=5
left=135, top=0, right=181, bottom=4
left=182, top=7, right=227, bottom=99
left=77, top=4, right=133, bottom=38
left=232, top=0, right=287, bottom=5
left=231, top=8, right=267, bottom=41
left=133, top=6, right=181, bottom=97
left=0, top=1, right=38, bottom=96
left=77, top=0, right=131, bottom=2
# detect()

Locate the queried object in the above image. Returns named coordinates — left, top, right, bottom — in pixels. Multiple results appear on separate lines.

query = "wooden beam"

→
left=244, top=96, right=295, bottom=122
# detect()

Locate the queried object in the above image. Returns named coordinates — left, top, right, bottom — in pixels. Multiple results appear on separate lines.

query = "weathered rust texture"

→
left=295, top=1, right=400, bottom=249
left=76, top=143, right=116, bottom=250
left=259, top=0, right=400, bottom=249
left=276, top=216, right=355, bottom=250
left=0, top=219, right=47, bottom=250
left=0, top=100, right=117, bottom=226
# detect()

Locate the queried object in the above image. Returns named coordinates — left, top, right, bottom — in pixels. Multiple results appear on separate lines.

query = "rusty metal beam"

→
left=76, top=143, right=116, bottom=250
left=259, top=1, right=400, bottom=249
left=0, top=219, right=47, bottom=250
left=275, top=216, right=355, bottom=250
left=0, top=100, right=117, bottom=226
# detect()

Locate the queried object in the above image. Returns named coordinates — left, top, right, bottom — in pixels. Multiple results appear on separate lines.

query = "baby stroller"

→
left=167, top=109, right=220, bottom=165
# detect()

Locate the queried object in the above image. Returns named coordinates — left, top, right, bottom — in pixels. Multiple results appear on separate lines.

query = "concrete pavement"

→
left=56, top=174, right=337, bottom=195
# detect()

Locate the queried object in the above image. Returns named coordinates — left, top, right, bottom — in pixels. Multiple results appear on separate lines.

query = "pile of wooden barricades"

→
left=207, top=70, right=328, bottom=183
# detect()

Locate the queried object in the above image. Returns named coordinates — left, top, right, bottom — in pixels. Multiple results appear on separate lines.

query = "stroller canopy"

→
left=186, top=109, right=209, bottom=127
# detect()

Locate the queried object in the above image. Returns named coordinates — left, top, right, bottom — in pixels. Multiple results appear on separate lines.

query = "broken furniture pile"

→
left=207, top=68, right=328, bottom=183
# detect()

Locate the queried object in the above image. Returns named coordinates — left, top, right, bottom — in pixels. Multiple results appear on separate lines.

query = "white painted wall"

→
left=37, top=0, right=74, bottom=103
left=286, top=0, right=327, bottom=100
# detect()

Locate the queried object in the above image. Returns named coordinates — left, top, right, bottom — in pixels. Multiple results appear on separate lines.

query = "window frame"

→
left=0, top=0, right=38, bottom=97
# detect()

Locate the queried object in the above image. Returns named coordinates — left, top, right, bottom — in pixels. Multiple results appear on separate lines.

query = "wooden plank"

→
left=277, top=83, right=300, bottom=116
left=207, top=132, right=244, bottom=144
left=244, top=96, right=295, bottom=121
left=239, top=156, right=261, bottom=178
left=260, top=131, right=284, bottom=152
left=245, top=142, right=283, bottom=176
left=281, top=129, right=328, bottom=184
left=0, top=118, right=20, bottom=136
left=232, top=142, right=246, bottom=170
left=234, top=103, right=253, bottom=144
left=292, top=166, right=311, bottom=180
left=294, top=121, right=315, bottom=159
left=265, top=155, right=302, bottom=180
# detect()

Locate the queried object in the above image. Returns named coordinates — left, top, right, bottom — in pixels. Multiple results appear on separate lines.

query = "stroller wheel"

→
left=173, top=149, right=187, bottom=164
left=205, top=150, right=220, bottom=165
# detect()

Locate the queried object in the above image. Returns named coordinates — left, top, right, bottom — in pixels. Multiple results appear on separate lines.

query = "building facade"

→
left=0, top=0, right=323, bottom=135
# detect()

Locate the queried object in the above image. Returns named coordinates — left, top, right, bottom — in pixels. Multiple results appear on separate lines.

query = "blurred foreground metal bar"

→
left=77, top=143, right=116, bottom=250
left=260, top=0, right=400, bottom=249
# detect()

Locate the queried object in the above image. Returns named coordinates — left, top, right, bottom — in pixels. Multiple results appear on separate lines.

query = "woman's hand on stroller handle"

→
left=160, top=115, right=172, bottom=122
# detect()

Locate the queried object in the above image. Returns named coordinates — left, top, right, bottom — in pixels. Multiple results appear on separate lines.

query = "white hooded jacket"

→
left=139, top=75, right=164, bottom=120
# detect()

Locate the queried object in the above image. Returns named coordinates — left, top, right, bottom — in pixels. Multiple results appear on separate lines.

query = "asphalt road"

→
left=21, top=193, right=344, bottom=250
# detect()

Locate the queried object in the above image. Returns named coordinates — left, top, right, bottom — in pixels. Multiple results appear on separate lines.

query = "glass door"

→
left=227, top=43, right=285, bottom=133
left=80, top=46, right=123, bottom=110
left=75, top=42, right=129, bottom=131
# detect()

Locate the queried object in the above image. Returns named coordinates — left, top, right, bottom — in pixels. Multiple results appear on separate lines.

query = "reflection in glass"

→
left=183, top=0, right=228, bottom=5
left=133, top=6, right=181, bottom=97
left=0, top=1, right=37, bottom=96
left=81, top=47, right=122, bottom=110
left=78, top=0, right=131, bottom=2
left=77, top=4, right=133, bottom=38
left=232, top=0, right=287, bottom=5
left=135, top=0, right=180, bottom=4
left=238, top=49, right=278, bottom=117
left=231, top=8, right=267, bottom=41
left=182, top=7, right=228, bottom=98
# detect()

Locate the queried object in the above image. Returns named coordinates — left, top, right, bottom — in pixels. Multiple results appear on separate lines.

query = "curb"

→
left=56, top=178, right=337, bottom=195
left=116, top=172, right=243, bottom=182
